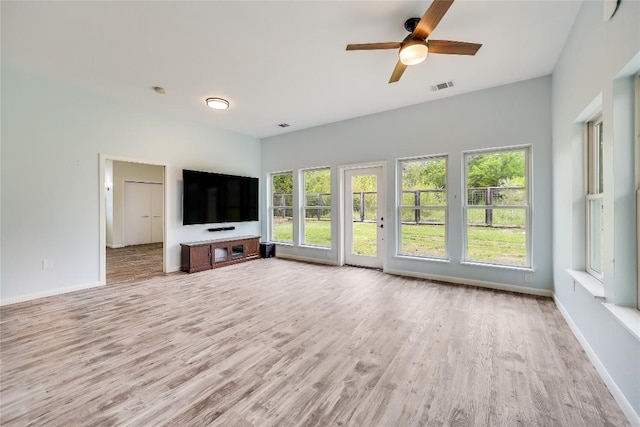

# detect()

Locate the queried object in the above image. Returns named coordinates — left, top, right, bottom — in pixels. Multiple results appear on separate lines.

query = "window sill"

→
left=602, top=303, right=640, bottom=342
left=273, top=242, right=293, bottom=247
left=567, top=269, right=605, bottom=299
left=299, top=244, right=331, bottom=251
left=395, top=255, right=450, bottom=263
left=461, top=261, right=533, bottom=272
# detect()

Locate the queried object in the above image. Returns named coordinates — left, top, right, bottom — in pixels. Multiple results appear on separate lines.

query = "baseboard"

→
left=0, top=281, right=103, bottom=306
left=384, top=268, right=553, bottom=297
left=276, top=253, right=339, bottom=266
left=107, top=244, right=125, bottom=249
left=554, top=295, right=640, bottom=426
left=166, top=265, right=182, bottom=273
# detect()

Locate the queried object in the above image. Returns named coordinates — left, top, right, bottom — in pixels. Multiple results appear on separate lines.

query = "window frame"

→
left=462, top=145, right=532, bottom=268
left=396, top=154, right=449, bottom=260
left=636, top=73, right=640, bottom=310
left=585, top=116, right=604, bottom=281
left=269, top=171, right=294, bottom=244
left=300, top=167, right=332, bottom=248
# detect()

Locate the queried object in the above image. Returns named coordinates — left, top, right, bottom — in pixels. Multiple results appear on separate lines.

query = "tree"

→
left=352, top=175, right=377, bottom=192
left=273, top=173, right=293, bottom=194
left=304, top=169, right=331, bottom=207
left=402, top=158, right=446, bottom=190
left=304, top=169, right=331, bottom=193
left=421, top=159, right=446, bottom=189
left=466, top=151, right=524, bottom=188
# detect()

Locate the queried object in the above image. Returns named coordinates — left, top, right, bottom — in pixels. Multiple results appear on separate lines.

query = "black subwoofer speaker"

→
left=260, top=242, right=275, bottom=258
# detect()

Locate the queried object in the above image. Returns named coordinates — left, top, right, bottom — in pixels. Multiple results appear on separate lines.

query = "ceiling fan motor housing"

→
left=404, top=17, right=421, bottom=33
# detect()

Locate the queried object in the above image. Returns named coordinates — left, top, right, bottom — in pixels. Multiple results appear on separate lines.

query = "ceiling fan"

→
left=346, top=0, right=482, bottom=83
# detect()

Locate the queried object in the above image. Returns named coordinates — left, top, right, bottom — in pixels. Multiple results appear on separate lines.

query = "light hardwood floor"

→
left=106, top=243, right=164, bottom=285
left=0, top=259, right=629, bottom=426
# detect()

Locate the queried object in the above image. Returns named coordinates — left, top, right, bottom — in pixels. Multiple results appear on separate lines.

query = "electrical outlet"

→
left=524, top=272, right=533, bottom=283
left=42, top=259, right=53, bottom=270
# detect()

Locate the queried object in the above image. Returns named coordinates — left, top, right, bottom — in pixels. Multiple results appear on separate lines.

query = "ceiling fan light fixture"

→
left=206, top=97, right=229, bottom=110
left=399, top=39, right=429, bottom=65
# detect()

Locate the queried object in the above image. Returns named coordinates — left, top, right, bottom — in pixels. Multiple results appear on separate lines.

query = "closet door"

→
left=124, top=182, right=152, bottom=246
left=151, top=183, right=164, bottom=243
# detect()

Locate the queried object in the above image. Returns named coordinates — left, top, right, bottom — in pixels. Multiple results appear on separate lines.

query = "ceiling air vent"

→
left=431, top=81, right=455, bottom=92
left=277, top=123, right=290, bottom=128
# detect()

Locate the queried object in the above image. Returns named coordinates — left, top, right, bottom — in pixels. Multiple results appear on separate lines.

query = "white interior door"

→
left=151, top=183, right=163, bottom=243
left=124, top=182, right=152, bottom=246
left=344, top=166, right=385, bottom=268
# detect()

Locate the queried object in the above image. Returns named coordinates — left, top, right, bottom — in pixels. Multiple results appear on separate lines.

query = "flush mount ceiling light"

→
left=206, top=97, right=229, bottom=110
left=398, top=38, right=429, bottom=66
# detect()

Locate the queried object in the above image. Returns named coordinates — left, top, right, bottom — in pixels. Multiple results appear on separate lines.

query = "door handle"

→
left=141, top=215, right=150, bottom=218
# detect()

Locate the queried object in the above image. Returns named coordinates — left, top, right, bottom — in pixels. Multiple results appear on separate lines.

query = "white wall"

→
left=110, top=161, right=164, bottom=248
left=262, top=76, right=553, bottom=294
left=552, top=0, right=639, bottom=421
left=0, top=68, right=261, bottom=304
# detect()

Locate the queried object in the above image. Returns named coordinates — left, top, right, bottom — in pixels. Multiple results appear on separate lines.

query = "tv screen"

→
left=183, top=169, right=258, bottom=225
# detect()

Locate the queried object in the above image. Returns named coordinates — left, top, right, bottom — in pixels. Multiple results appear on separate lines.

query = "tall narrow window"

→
left=636, top=74, right=640, bottom=310
left=586, top=117, right=604, bottom=280
left=398, top=156, right=447, bottom=258
left=301, top=168, right=332, bottom=247
left=270, top=172, right=293, bottom=243
left=464, top=147, right=530, bottom=267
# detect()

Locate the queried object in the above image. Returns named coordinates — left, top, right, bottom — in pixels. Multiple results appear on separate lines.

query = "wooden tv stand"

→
left=180, top=235, right=260, bottom=273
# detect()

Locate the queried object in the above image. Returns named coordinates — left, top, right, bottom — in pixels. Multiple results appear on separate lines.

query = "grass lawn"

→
left=273, top=219, right=525, bottom=265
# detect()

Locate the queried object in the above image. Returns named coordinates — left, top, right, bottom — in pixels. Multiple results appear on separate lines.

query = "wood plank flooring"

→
left=106, top=243, right=163, bottom=285
left=0, top=259, right=629, bottom=426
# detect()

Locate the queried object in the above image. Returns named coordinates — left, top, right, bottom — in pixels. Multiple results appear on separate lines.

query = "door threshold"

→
left=344, top=264, right=383, bottom=272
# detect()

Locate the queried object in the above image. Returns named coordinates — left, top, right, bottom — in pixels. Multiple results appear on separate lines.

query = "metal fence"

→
left=400, top=189, right=445, bottom=224
left=274, top=186, right=525, bottom=227
left=465, top=186, right=525, bottom=226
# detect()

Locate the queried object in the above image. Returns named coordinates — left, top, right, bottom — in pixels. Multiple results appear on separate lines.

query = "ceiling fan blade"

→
left=346, top=42, right=402, bottom=51
left=389, top=60, right=408, bottom=83
left=428, top=40, right=482, bottom=55
left=412, top=0, right=454, bottom=40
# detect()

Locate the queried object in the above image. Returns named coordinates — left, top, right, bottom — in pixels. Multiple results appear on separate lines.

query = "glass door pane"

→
left=351, top=176, right=377, bottom=256
left=344, top=167, right=384, bottom=269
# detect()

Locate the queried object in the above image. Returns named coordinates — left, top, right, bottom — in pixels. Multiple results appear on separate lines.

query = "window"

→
left=463, top=147, right=530, bottom=267
left=270, top=172, right=293, bottom=243
left=398, top=156, right=447, bottom=258
left=636, top=74, right=640, bottom=310
left=586, top=117, right=604, bottom=280
left=301, top=168, right=331, bottom=247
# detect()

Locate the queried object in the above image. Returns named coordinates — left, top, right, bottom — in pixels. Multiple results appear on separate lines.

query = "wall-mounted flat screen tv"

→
left=182, top=169, right=259, bottom=225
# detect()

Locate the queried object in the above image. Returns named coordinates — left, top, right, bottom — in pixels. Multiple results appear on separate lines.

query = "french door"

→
left=343, top=166, right=385, bottom=268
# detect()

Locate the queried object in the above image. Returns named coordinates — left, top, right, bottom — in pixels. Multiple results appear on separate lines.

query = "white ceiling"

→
left=1, top=1, right=581, bottom=139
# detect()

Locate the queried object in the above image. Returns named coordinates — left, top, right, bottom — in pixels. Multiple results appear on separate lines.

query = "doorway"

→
left=343, top=165, right=385, bottom=269
left=100, top=156, right=167, bottom=285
